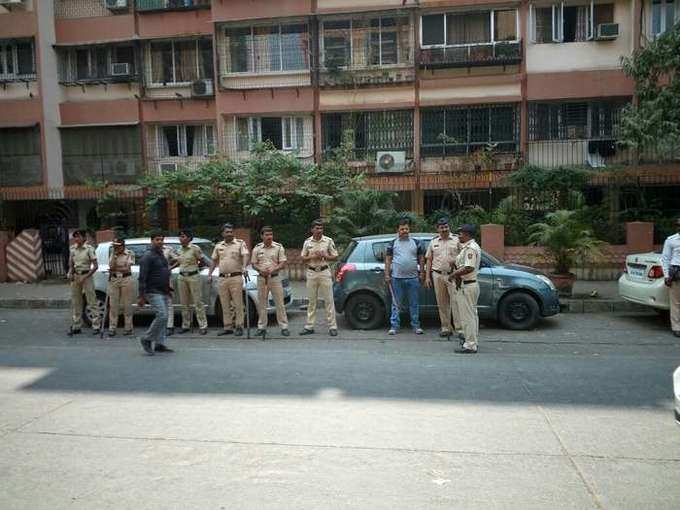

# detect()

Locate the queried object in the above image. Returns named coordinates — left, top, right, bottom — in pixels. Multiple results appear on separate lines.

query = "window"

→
left=420, top=10, right=517, bottom=47
left=531, top=2, right=614, bottom=43
left=528, top=101, right=626, bottom=140
left=60, top=45, right=135, bottom=82
left=224, top=22, right=309, bottom=74
left=236, top=117, right=307, bottom=152
left=0, top=39, right=35, bottom=80
left=652, top=0, right=677, bottom=37
left=149, top=39, right=212, bottom=85
left=157, top=125, right=215, bottom=157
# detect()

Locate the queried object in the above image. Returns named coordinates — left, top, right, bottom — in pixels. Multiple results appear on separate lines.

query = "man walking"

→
left=209, top=223, right=249, bottom=337
left=385, top=218, right=425, bottom=335
left=425, top=218, right=462, bottom=338
left=451, top=224, right=482, bottom=354
left=300, top=219, right=339, bottom=337
left=176, top=229, right=208, bottom=335
left=137, top=232, right=174, bottom=355
left=662, top=217, right=680, bottom=337
left=107, top=237, right=134, bottom=337
left=251, top=226, right=289, bottom=337
left=67, top=229, right=100, bottom=335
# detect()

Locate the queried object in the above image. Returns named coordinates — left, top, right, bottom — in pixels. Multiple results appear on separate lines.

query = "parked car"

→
left=333, top=233, right=561, bottom=331
left=617, top=252, right=670, bottom=312
left=83, top=237, right=293, bottom=327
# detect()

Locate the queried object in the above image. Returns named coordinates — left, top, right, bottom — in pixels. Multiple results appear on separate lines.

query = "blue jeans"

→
left=390, top=277, right=421, bottom=329
left=144, top=293, right=169, bottom=345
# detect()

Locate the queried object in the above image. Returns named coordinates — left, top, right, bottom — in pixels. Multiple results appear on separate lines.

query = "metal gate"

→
left=40, top=223, right=69, bottom=277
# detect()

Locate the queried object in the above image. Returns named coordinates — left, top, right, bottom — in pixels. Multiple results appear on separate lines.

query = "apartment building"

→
left=0, top=0, right=678, bottom=234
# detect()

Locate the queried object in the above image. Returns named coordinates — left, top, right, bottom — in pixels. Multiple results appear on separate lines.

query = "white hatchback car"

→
left=618, top=251, right=670, bottom=311
left=82, top=237, right=293, bottom=327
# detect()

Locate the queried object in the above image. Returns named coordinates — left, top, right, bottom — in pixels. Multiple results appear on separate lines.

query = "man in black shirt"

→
left=137, top=232, right=174, bottom=355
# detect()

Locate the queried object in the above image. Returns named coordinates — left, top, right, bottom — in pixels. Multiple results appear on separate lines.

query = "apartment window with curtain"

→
left=0, top=39, right=36, bottom=80
left=530, top=2, right=614, bottom=43
left=157, top=125, right=215, bottom=158
left=528, top=101, right=626, bottom=140
left=224, top=22, right=309, bottom=74
left=420, top=10, right=518, bottom=46
left=59, top=45, right=136, bottom=82
left=651, top=0, right=678, bottom=37
left=236, top=117, right=306, bottom=152
left=149, top=39, right=213, bottom=85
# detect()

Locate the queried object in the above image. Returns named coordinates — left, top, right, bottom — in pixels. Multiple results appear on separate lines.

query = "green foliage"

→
left=506, top=165, right=591, bottom=210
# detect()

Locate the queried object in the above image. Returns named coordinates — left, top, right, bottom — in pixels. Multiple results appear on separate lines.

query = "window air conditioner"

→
left=159, top=163, right=178, bottom=173
left=376, top=151, right=406, bottom=173
left=105, top=0, right=128, bottom=11
left=110, top=63, right=130, bottom=76
left=191, top=79, right=214, bottom=97
left=0, top=0, right=26, bottom=7
left=596, top=23, right=619, bottom=40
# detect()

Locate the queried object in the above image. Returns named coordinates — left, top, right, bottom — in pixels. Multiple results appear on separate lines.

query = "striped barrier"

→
left=6, top=229, right=44, bottom=283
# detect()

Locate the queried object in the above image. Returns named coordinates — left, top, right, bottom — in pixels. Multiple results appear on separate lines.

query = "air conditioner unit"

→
left=596, top=23, right=619, bottom=40
left=191, top=79, right=213, bottom=97
left=159, top=163, right=178, bottom=173
left=0, top=0, right=26, bottom=7
left=105, top=0, right=128, bottom=11
left=110, top=63, right=130, bottom=76
left=376, top=151, right=406, bottom=173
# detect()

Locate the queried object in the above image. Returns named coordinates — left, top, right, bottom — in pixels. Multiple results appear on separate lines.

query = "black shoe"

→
left=673, top=330, right=680, bottom=338
left=179, top=328, right=190, bottom=334
left=281, top=329, right=290, bottom=337
left=123, top=330, right=132, bottom=336
left=108, top=330, right=116, bottom=338
left=256, top=329, right=266, bottom=336
left=454, top=347, right=477, bottom=354
left=439, top=331, right=451, bottom=338
left=217, top=329, right=233, bottom=336
left=140, top=338, right=154, bottom=355
left=299, top=328, right=314, bottom=336
left=92, top=329, right=100, bottom=336
left=166, top=327, right=174, bottom=336
left=154, top=344, right=174, bottom=353
left=329, top=329, right=338, bottom=337
left=199, top=328, right=207, bottom=335
left=234, top=327, right=244, bottom=337
left=68, top=328, right=81, bottom=336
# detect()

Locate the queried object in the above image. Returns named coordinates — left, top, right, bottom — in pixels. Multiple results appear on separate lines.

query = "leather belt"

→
left=220, top=272, right=243, bottom=278
left=75, top=270, right=90, bottom=275
left=462, top=280, right=477, bottom=284
left=432, top=269, right=452, bottom=275
left=258, top=272, right=279, bottom=278
left=109, top=272, right=131, bottom=279
left=180, top=270, right=199, bottom=277
left=307, top=265, right=329, bottom=272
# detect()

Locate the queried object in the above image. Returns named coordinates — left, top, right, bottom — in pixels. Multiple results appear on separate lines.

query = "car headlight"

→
left=536, top=274, right=556, bottom=291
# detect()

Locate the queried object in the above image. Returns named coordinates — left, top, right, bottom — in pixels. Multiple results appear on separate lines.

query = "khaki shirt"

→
left=109, top=248, right=134, bottom=273
left=426, top=235, right=461, bottom=272
left=212, top=239, right=249, bottom=274
left=70, top=243, right=97, bottom=272
left=302, top=235, right=338, bottom=269
left=176, top=243, right=203, bottom=273
left=455, top=239, right=481, bottom=281
left=251, top=242, right=286, bottom=272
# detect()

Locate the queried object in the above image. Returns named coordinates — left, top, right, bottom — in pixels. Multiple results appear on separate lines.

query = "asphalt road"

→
left=0, top=308, right=679, bottom=509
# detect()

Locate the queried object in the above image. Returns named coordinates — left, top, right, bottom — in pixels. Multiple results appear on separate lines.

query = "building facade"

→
left=1, top=0, right=678, bottom=232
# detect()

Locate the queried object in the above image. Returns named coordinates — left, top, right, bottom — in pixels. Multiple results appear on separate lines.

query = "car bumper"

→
left=541, top=289, right=561, bottom=317
left=333, top=284, right=348, bottom=313
left=618, top=274, right=670, bottom=310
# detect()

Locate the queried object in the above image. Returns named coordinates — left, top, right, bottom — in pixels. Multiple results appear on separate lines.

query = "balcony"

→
left=135, top=0, right=210, bottom=12
left=419, top=41, right=522, bottom=70
left=57, top=44, right=138, bottom=86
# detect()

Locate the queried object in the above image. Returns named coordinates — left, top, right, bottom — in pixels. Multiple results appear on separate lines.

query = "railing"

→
left=135, top=0, right=210, bottom=12
left=419, top=41, right=522, bottom=69
left=0, top=73, right=37, bottom=83
left=62, top=154, right=143, bottom=185
left=0, top=155, right=43, bottom=187
left=318, top=65, right=415, bottom=88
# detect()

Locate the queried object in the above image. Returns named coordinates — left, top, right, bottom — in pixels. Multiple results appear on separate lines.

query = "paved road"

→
left=0, top=309, right=679, bottom=509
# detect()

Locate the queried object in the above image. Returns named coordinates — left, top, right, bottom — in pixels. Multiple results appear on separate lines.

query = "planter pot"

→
left=549, top=272, right=576, bottom=296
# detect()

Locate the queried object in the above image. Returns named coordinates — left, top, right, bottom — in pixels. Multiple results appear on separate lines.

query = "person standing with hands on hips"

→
left=661, top=216, right=680, bottom=337
left=450, top=224, right=482, bottom=354
left=176, top=229, right=208, bottom=335
left=251, top=226, right=289, bottom=337
left=107, top=237, right=134, bottom=337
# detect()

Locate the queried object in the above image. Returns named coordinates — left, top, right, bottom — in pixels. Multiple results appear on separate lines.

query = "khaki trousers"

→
left=671, top=280, right=680, bottom=332
left=178, top=274, right=208, bottom=330
left=432, top=271, right=461, bottom=333
left=166, top=279, right=175, bottom=328
left=455, top=281, right=480, bottom=351
left=256, top=275, right=288, bottom=329
left=107, top=276, right=133, bottom=332
left=218, top=275, right=244, bottom=329
left=71, top=274, right=100, bottom=330
left=305, top=268, right=337, bottom=330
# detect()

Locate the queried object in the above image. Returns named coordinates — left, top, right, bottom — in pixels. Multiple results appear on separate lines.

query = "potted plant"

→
left=528, top=209, right=603, bottom=296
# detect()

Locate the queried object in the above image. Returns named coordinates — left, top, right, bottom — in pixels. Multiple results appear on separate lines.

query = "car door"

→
left=127, top=243, right=150, bottom=299
left=366, top=240, right=390, bottom=308
left=477, top=254, right=494, bottom=314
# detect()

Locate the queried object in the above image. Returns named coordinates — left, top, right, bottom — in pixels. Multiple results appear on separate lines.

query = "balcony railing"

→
left=135, top=0, right=210, bottom=12
left=319, top=65, right=415, bottom=88
left=419, top=41, right=522, bottom=69
left=0, top=155, right=43, bottom=187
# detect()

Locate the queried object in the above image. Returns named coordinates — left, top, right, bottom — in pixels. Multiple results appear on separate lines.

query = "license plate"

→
left=628, top=267, right=646, bottom=278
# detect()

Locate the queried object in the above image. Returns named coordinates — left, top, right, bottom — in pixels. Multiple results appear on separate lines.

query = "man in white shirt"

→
left=662, top=217, right=680, bottom=337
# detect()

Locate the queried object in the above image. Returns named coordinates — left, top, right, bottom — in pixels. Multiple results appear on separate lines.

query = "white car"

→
left=82, top=237, right=293, bottom=327
left=675, top=367, right=680, bottom=425
left=618, top=251, right=670, bottom=311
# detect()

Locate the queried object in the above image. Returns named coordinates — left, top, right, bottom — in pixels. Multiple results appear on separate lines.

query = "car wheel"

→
left=498, top=292, right=540, bottom=330
left=82, top=291, right=107, bottom=328
left=215, top=298, right=257, bottom=328
left=345, top=293, right=385, bottom=330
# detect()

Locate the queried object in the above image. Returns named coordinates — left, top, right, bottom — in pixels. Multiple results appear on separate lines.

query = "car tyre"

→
left=82, top=291, right=107, bottom=328
left=498, top=292, right=540, bottom=330
left=345, top=293, right=385, bottom=330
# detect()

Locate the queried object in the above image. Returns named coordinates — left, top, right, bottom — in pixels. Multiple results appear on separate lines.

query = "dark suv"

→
left=333, top=233, right=560, bottom=331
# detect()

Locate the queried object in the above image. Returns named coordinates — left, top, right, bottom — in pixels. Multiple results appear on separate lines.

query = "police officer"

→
left=107, top=237, right=134, bottom=337
left=300, top=219, right=339, bottom=337
left=425, top=218, right=462, bottom=338
left=163, top=245, right=179, bottom=336
left=450, top=224, right=482, bottom=354
left=67, top=229, right=101, bottom=335
left=662, top=216, right=680, bottom=337
left=209, top=223, right=249, bottom=336
left=176, top=229, right=208, bottom=335
left=251, top=226, right=289, bottom=337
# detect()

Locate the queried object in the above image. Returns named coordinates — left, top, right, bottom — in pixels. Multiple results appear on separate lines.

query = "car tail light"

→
left=648, top=265, right=664, bottom=279
left=622, top=262, right=628, bottom=274
left=336, top=263, right=356, bottom=283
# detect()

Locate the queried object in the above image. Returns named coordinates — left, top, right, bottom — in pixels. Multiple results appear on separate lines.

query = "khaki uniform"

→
left=302, top=235, right=338, bottom=331
left=107, top=248, right=135, bottom=333
left=177, top=243, right=208, bottom=330
left=455, top=240, right=482, bottom=351
left=251, top=241, right=288, bottom=330
left=164, top=247, right=179, bottom=329
left=69, top=243, right=100, bottom=330
left=212, top=239, right=249, bottom=330
left=426, top=235, right=462, bottom=334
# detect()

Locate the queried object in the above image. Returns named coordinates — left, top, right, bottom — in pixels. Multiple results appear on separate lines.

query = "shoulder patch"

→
left=467, top=253, right=473, bottom=259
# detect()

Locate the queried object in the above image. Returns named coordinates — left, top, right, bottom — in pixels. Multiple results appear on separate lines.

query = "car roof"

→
left=353, top=233, right=437, bottom=242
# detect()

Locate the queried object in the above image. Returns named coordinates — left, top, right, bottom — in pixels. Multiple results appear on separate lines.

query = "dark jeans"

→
left=389, top=277, right=421, bottom=329
left=143, top=293, right=169, bottom=345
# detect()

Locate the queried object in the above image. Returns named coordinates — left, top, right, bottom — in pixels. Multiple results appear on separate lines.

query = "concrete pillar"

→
left=481, top=224, right=505, bottom=260
left=626, top=222, right=654, bottom=253
left=0, top=231, right=14, bottom=283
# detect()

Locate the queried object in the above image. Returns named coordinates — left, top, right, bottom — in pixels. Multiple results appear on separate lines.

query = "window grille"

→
left=528, top=100, right=625, bottom=141
left=147, top=39, right=212, bottom=85
left=0, top=39, right=36, bottom=81
left=0, top=126, right=42, bottom=187
left=55, top=0, right=113, bottom=19
left=58, top=44, right=137, bottom=83
left=136, top=0, right=210, bottom=12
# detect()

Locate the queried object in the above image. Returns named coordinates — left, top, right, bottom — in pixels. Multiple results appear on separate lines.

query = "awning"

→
left=59, top=121, right=140, bottom=128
